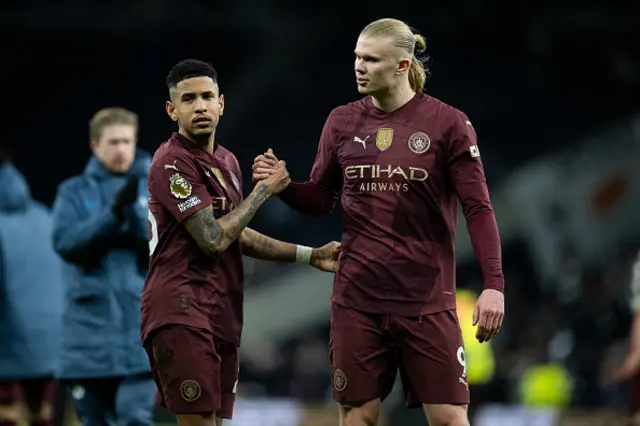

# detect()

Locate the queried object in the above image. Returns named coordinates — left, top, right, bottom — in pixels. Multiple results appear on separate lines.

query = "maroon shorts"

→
left=143, top=325, right=239, bottom=419
left=0, top=378, right=55, bottom=411
left=330, top=304, right=470, bottom=408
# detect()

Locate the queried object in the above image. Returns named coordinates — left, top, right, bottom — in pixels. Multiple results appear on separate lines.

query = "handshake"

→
left=252, top=148, right=290, bottom=195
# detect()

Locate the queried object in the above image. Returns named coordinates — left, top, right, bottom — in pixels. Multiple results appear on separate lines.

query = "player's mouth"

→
left=192, top=116, right=212, bottom=126
left=356, top=78, right=369, bottom=85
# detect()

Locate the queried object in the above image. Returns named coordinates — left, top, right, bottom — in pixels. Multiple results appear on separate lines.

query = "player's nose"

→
left=194, top=98, right=208, bottom=112
left=114, top=147, right=127, bottom=161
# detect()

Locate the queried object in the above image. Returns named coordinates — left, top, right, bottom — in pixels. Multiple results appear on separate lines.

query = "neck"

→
left=371, top=81, right=416, bottom=113
left=179, top=128, right=216, bottom=154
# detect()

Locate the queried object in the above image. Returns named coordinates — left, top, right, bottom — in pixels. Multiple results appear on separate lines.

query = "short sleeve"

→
left=148, top=153, right=213, bottom=222
left=309, top=112, right=343, bottom=196
left=448, top=111, right=486, bottom=186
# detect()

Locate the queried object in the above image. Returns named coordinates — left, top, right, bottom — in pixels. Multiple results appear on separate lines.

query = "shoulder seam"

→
left=152, top=148, right=196, bottom=167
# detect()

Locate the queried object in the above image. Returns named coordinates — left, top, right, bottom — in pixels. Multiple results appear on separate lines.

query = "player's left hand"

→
left=253, top=149, right=279, bottom=183
left=472, top=289, right=504, bottom=343
left=310, top=241, right=341, bottom=272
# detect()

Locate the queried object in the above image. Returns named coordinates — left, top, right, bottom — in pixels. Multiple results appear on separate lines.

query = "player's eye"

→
left=355, top=54, right=377, bottom=63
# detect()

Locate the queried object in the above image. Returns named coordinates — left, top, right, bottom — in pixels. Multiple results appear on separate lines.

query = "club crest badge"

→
left=408, top=132, right=431, bottom=154
left=211, top=168, right=227, bottom=189
left=376, top=128, right=393, bottom=151
left=169, top=174, right=192, bottom=199
left=180, top=380, right=201, bottom=402
left=333, top=369, right=347, bottom=392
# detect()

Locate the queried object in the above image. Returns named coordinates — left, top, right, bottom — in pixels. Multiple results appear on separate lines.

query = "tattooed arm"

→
left=238, top=228, right=297, bottom=262
left=183, top=183, right=271, bottom=256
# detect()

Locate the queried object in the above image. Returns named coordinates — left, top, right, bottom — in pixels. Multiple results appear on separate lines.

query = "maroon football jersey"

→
left=141, top=133, right=245, bottom=346
left=306, top=93, right=502, bottom=316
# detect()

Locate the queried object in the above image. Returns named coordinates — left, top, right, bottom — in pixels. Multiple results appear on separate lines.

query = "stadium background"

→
left=2, top=0, right=640, bottom=424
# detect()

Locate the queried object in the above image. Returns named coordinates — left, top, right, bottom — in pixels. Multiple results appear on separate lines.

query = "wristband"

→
left=295, top=245, right=313, bottom=264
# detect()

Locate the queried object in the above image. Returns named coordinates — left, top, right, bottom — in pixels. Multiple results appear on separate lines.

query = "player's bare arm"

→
left=183, top=184, right=270, bottom=256
left=183, top=161, right=289, bottom=256
left=238, top=227, right=295, bottom=260
left=239, top=227, right=341, bottom=272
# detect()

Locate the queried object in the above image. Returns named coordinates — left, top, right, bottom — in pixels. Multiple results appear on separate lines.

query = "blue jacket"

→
left=52, top=151, right=152, bottom=379
left=0, top=163, right=63, bottom=379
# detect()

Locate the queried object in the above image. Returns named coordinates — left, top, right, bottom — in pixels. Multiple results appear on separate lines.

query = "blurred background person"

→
left=50, top=108, right=156, bottom=426
left=0, top=150, right=63, bottom=426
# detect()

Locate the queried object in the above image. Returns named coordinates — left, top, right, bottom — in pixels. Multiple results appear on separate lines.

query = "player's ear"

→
left=397, top=58, right=411, bottom=75
left=89, top=139, right=99, bottom=154
left=219, top=94, right=225, bottom=116
left=166, top=101, right=178, bottom=122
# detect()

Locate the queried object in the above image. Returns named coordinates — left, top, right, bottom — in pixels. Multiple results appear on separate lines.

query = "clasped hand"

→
left=253, top=149, right=282, bottom=184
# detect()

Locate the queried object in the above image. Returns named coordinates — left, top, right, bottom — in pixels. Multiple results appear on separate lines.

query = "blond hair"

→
left=360, top=18, right=430, bottom=93
left=89, top=107, right=138, bottom=140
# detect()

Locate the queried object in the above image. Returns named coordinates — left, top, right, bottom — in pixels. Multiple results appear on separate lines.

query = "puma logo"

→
left=353, top=136, right=370, bottom=149
left=164, top=160, right=179, bottom=171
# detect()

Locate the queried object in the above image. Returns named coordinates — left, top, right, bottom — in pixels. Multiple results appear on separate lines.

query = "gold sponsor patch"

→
left=211, top=167, right=227, bottom=189
left=376, top=128, right=393, bottom=151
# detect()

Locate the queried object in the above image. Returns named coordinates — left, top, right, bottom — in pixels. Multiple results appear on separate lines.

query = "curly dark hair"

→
left=166, top=59, right=218, bottom=89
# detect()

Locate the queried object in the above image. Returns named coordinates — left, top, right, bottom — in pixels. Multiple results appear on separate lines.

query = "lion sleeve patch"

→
left=149, top=153, right=213, bottom=222
left=170, top=173, right=193, bottom=199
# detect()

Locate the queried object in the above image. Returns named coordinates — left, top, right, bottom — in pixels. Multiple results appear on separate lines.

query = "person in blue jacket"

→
left=51, top=108, right=156, bottom=426
left=0, top=151, right=63, bottom=426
